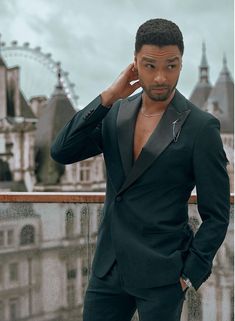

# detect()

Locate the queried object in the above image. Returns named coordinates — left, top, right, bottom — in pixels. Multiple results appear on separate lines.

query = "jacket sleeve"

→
left=182, top=117, right=230, bottom=290
left=50, top=95, right=110, bottom=164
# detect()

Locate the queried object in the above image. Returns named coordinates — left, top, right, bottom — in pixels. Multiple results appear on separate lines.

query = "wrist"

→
left=101, top=89, right=116, bottom=107
left=181, top=274, right=192, bottom=288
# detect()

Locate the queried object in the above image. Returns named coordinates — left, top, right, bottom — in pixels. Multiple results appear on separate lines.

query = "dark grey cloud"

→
left=0, top=0, right=233, bottom=107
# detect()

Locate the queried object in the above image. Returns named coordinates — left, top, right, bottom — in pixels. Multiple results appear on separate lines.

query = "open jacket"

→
left=51, top=90, right=230, bottom=290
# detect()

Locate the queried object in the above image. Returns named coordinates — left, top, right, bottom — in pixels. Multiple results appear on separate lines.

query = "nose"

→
left=154, top=71, right=166, bottom=84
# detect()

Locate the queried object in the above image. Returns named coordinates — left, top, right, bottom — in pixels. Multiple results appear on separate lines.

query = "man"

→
left=51, top=19, right=230, bottom=321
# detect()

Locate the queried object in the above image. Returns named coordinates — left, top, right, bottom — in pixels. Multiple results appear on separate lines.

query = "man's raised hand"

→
left=101, top=63, right=141, bottom=107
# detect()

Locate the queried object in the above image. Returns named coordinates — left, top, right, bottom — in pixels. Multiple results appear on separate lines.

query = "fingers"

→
left=126, top=63, right=137, bottom=74
left=127, top=63, right=139, bottom=82
left=130, top=73, right=139, bottom=81
left=127, top=62, right=135, bottom=70
left=127, top=63, right=140, bottom=92
left=130, top=80, right=141, bottom=91
left=103, top=63, right=140, bottom=102
left=179, top=277, right=188, bottom=291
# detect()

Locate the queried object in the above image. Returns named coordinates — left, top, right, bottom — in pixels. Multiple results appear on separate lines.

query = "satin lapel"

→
left=117, top=97, right=191, bottom=195
left=116, top=93, right=142, bottom=177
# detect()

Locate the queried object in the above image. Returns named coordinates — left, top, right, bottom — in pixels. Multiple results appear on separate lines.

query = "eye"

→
left=167, top=64, right=177, bottom=70
left=145, top=63, right=155, bottom=69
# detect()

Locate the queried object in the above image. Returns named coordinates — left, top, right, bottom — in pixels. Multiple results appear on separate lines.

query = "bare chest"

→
left=133, top=114, right=162, bottom=161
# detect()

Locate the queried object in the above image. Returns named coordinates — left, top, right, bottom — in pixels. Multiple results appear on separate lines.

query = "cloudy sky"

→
left=0, top=0, right=233, bottom=108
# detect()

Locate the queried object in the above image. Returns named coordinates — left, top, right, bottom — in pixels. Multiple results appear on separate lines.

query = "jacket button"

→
left=116, top=196, right=122, bottom=202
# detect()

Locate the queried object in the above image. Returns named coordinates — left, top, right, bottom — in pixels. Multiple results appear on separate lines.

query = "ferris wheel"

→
left=0, top=35, right=79, bottom=109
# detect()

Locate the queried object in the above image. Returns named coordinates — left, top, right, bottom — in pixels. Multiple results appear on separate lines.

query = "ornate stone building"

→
left=0, top=200, right=233, bottom=321
left=0, top=54, right=106, bottom=192
left=0, top=55, right=37, bottom=192
left=0, top=201, right=103, bottom=321
left=189, top=43, right=234, bottom=192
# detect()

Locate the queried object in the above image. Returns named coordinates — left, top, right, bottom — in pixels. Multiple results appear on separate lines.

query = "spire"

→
left=51, top=62, right=65, bottom=97
left=199, top=42, right=210, bottom=84
left=206, top=52, right=234, bottom=133
left=56, top=62, right=63, bottom=89
left=200, top=42, right=208, bottom=68
left=189, top=41, right=212, bottom=108
left=217, top=53, right=233, bottom=83
left=221, top=53, right=229, bottom=74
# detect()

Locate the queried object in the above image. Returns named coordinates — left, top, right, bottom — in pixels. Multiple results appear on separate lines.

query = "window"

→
left=67, top=269, right=77, bottom=280
left=66, top=210, right=74, bottom=238
left=0, top=301, right=4, bottom=320
left=9, top=298, right=19, bottom=321
left=80, top=207, right=88, bottom=236
left=67, top=284, right=76, bottom=307
left=0, top=135, right=4, bottom=153
left=0, top=229, right=15, bottom=247
left=82, top=259, right=89, bottom=277
left=7, top=230, right=14, bottom=246
left=230, top=290, right=234, bottom=321
left=0, top=159, right=12, bottom=181
left=80, top=161, right=91, bottom=182
left=81, top=259, right=89, bottom=299
left=20, top=225, right=35, bottom=245
left=82, top=266, right=88, bottom=276
left=66, top=259, right=77, bottom=280
left=0, top=231, right=4, bottom=246
left=0, top=265, right=3, bottom=284
left=97, top=206, right=104, bottom=229
left=9, top=263, right=18, bottom=282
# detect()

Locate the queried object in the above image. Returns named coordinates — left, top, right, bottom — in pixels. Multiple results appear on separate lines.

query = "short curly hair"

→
left=135, top=18, right=184, bottom=55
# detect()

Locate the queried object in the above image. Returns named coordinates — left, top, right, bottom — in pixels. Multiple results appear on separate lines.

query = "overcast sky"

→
left=0, top=0, right=233, bottom=107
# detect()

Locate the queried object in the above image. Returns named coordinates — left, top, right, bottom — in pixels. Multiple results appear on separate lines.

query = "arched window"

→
left=0, top=159, right=12, bottom=181
left=79, top=161, right=91, bottom=182
left=80, top=206, right=88, bottom=236
left=20, top=225, right=35, bottom=245
left=97, top=206, right=104, bottom=229
left=66, top=210, right=74, bottom=238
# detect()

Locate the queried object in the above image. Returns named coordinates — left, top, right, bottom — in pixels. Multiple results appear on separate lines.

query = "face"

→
left=134, top=45, right=182, bottom=101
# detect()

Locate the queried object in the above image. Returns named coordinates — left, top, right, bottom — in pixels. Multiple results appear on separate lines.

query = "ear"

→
left=134, top=56, right=137, bottom=69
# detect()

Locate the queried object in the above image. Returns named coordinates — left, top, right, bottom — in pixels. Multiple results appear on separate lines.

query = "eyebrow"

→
left=141, top=56, right=180, bottom=63
left=166, top=57, right=180, bottom=63
left=141, top=57, right=157, bottom=63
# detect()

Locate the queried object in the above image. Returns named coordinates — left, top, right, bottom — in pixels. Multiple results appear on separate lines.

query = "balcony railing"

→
left=0, top=193, right=233, bottom=321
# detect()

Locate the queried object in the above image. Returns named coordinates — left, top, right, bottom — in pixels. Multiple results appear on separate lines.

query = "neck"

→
left=142, top=90, right=175, bottom=113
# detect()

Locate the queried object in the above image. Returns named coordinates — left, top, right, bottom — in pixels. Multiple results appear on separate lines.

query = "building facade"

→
left=0, top=200, right=233, bottom=321
left=0, top=54, right=106, bottom=193
left=0, top=202, right=100, bottom=321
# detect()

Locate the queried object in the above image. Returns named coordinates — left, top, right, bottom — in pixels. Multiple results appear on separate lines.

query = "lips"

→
left=151, top=87, right=168, bottom=92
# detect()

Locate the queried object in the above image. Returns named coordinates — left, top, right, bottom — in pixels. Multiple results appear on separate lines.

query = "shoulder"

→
left=104, top=91, right=142, bottom=119
left=188, top=102, right=219, bottom=125
left=176, top=90, right=220, bottom=129
left=114, top=91, right=142, bottom=108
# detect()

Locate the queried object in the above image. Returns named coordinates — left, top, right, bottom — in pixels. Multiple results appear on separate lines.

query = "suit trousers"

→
left=83, top=260, right=186, bottom=321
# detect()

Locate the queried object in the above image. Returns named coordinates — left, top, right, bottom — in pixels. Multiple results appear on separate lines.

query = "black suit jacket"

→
left=51, top=90, right=230, bottom=290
